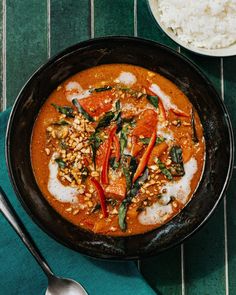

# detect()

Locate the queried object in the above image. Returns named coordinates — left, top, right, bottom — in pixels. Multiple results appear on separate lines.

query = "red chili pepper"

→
left=101, top=125, right=117, bottom=185
left=113, top=134, right=120, bottom=162
left=90, top=177, right=108, bottom=218
left=158, top=98, right=167, bottom=121
left=170, top=108, right=190, bottom=118
left=133, top=127, right=157, bottom=183
left=83, top=157, right=90, bottom=167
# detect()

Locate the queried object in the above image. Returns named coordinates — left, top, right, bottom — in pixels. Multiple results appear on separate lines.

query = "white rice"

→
left=158, top=0, right=236, bottom=49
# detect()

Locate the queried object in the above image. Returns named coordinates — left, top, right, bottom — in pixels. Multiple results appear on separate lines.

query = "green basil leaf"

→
left=51, top=103, right=74, bottom=118
left=89, top=132, right=103, bottom=167
left=156, top=158, right=173, bottom=180
left=130, top=156, right=138, bottom=180
left=96, top=111, right=115, bottom=130
left=59, top=140, right=68, bottom=150
left=72, top=99, right=95, bottom=122
left=170, top=145, right=183, bottom=164
left=120, top=125, right=128, bottom=153
left=140, top=136, right=165, bottom=145
left=118, top=168, right=149, bottom=231
left=93, top=86, right=112, bottom=92
left=81, top=166, right=89, bottom=182
left=191, top=108, right=199, bottom=143
left=91, top=203, right=101, bottom=213
left=122, top=166, right=131, bottom=193
left=115, top=99, right=121, bottom=111
left=169, top=145, right=185, bottom=176
left=55, top=158, right=66, bottom=169
left=106, top=198, right=118, bottom=207
left=118, top=200, right=129, bottom=231
left=52, top=120, right=70, bottom=126
left=170, top=164, right=185, bottom=176
left=109, top=157, right=119, bottom=170
left=115, top=112, right=123, bottom=133
left=146, top=95, right=158, bottom=108
left=130, top=168, right=149, bottom=198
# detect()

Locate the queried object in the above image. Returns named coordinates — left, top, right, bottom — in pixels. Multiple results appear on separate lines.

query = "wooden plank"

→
left=227, top=170, right=236, bottom=295
left=50, top=0, right=90, bottom=56
left=0, top=0, right=3, bottom=111
left=94, top=0, right=134, bottom=36
left=184, top=206, right=225, bottom=295
left=180, top=51, right=226, bottom=295
left=141, top=249, right=182, bottom=295
left=137, top=0, right=176, bottom=48
left=224, top=56, right=236, bottom=295
left=182, top=52, right=221, bottom=94
left=137, top=1, right=182, bottom=294
left=224, top=56, right=236, bottom=157
left=6, top=0, right=47, bottom=107
left=2, top=1, right=48, bottom=293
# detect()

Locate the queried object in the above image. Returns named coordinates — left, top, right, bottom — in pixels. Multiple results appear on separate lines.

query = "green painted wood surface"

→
left=6, top=0, right=47, bottom=107
left=0, top=2, right=2, bottom=110
left=224, top=57, right=236, bottom=294
left=94, top=0, right=134, bottom=36
left=1, top=0, right=236, bottom=294
left=50, top=0, right=90, bottom=56
left=137, top=1, right=182, bottom=294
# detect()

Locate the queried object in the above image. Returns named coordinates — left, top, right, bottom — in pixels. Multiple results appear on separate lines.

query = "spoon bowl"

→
left=0, top=186, right=88, bottom=295
left=46, top=276, right=88, bottom=295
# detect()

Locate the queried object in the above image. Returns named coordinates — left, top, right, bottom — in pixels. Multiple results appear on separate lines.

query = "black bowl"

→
left=6, top=37, right=234, bottom=259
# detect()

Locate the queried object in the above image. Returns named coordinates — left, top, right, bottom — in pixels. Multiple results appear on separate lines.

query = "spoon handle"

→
left=0, top=186, right=54, bottom=278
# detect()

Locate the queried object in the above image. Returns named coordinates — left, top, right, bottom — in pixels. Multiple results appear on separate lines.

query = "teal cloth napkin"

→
left=0, top=109, right=155, bottom=295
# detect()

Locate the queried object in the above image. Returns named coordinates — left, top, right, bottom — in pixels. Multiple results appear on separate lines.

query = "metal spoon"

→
left=0, top=186, right=88, bottom=295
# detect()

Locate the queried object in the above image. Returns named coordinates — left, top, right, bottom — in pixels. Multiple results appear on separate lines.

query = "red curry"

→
left=31, top=64, right=205, bottom=236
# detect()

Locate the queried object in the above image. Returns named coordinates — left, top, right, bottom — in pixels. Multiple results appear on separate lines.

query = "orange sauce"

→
left=31, top=64, right=205, bottom=236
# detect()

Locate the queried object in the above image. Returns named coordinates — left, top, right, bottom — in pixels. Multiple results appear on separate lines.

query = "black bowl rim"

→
left=5, top=36, right=235, bottom=260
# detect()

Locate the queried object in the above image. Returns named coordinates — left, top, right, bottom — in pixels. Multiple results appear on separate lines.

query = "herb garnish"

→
left=170, top=145, right=183, bottom=163
left=106, top=198, right=118, bottom=207
left=156, top=158, right=173, bottom=180
left=51, top=103, right=74, bottom=118
left=81, top=167, right=89, bottom=182
left=191, top=107, right=199, bottom=143
left=96, top=111, right=115, bottom=130
left=118, top=168, right=148, bottom=231
left=140, top=136, right=165, bottom=145
left=72, top=99, right=95, bottom=122
left=52, top=120, right=70, bottom=126
left=60, top=140, right=68, bottom=150
left=169, top=145, right=185, bottom=176
left=109, top=157, right=120, bottom=170
left=120, top=125, right=129, bottom=153
left=91, top=203, right=101, bottom=213
left=121, top=156, right=132, bottom=192
left=115, top=99, right=121, bottom=111
left=91, top=86, right=112, bottom=93
left=55, top=158, right=66, bottom=169
left=146, top=95, right=158, bottom=108
left=89, top=132, right=103, bottom=167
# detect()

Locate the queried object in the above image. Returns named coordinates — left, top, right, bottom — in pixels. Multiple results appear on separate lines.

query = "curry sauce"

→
left=31, top=64, right=205, bottom=236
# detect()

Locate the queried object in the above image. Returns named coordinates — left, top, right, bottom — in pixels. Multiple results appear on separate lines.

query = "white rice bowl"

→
left=148, top=0, right=236, bottom=56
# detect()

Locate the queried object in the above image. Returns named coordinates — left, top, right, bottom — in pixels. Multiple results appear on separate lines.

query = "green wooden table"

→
left=0, top=1, right=235, bottom=294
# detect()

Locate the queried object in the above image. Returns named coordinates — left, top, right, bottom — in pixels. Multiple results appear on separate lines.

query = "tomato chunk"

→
left=104, top=176, right=127, bottom=200
left=148, top=141, right=168, bottom=165
left=79, top=91, right=114, bottom=117
left=131, top=109, right=157, bottom=156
